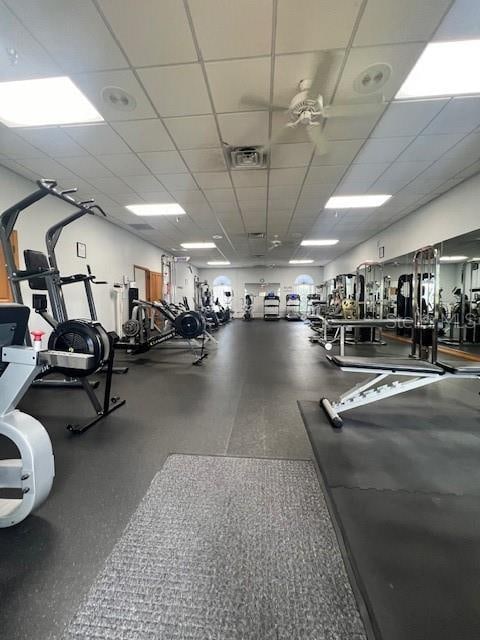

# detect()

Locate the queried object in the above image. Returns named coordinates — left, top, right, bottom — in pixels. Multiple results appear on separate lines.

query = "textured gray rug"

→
left=64, top=455, right=365, bottom=639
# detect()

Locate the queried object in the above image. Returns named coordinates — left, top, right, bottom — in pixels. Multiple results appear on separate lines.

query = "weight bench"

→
left=321, top=355, right=480, bottom=428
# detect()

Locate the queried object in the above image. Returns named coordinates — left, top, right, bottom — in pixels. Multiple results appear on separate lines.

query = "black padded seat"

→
left=437, top=360, right=480, bottom=375
left=329, top=355, right=444, bottom=374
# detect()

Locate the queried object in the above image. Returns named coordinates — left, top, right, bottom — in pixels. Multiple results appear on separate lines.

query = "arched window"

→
left=294, top=274, right=315, bottom=313
left=213, top=275, right=233, bottom=308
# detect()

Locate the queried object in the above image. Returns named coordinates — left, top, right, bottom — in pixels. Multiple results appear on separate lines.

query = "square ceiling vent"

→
left=226, top=146, right=267, bottom=169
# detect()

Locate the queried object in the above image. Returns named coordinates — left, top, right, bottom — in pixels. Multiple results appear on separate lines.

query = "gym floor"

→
left=1, top=320, right=479, bottom=639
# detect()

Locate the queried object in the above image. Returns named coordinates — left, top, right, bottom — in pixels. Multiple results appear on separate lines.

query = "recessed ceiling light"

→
left=440, top=255, right=468, bottom=262
left=300, top=239, right=339, bottom=246
left=207, top=261, right=230, bottom=265
left=396, top=40, right=480, bottom=100
left=212, top=235, right=223, bottom=239
left=126, top=203, right=186, bottom=216
left=289, top=259, right=314, bottom=264
left=0, top=76, right=103, bottom=127
left=325, top=195, right=391, bottom=208
left=181, top=242, right=216, bottom=249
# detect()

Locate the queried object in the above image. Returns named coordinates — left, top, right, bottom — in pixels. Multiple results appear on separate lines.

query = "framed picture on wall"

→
left=76, top=242, right=87, bottom=259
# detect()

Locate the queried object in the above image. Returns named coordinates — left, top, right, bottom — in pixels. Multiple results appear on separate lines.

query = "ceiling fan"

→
left=268, top=236, right=294, bottom=251
left=241, top=51, right=385, bottom=155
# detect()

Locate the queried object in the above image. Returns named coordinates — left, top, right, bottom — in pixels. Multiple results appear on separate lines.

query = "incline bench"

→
left=321, top=355, right=480, bottom=428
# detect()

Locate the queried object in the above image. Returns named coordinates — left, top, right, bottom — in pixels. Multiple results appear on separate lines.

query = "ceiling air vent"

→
left=128, top=223, right=154, bottom=231
left=226, top=146, right=267, bottom=169
left=248, top=232, right=265, bottom=239
left=174, top=256, right=190, bottom=263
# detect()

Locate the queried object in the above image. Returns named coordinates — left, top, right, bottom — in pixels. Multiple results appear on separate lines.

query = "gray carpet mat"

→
left=63, top=454, right=365, bottom=640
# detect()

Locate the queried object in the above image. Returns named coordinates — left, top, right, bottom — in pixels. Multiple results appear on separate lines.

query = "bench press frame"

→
left=321, top=360, right=480, bottom=428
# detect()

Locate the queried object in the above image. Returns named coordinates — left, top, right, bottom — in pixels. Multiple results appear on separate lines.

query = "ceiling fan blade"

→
left=307, top=126, right=328, bottom=155
left=307, top=51, right=335, bottom=102
left=240, top=94, right=287, bottom=112
left=323, top=99, right=385, bottom=119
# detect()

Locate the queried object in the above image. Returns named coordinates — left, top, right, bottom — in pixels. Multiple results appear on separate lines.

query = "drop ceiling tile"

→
left=231, top=170, right=268, bottom=187
left=269, top=185, right=301, bottom=199
left=206, top=58, right=271, bottom=113
left=397, top=133, right=465, bottom=163
left=97, top=0, right=196, bottom=66
left=203, top=186, right=236, bottom=202
left=217, top=111, right=269, bottom=146
left=188, top=0, right=273, bottom=60
left=7, top=0, right=127, bottom=72
left=181, top=148, right=226, bottom=172
left=62, top=124, right=131, bottom=155
left=14, top=127, right=88, bottom=158
left=305, top=165, right=348, bottom=185
left=335, top=43, right=424, bottom=103
left=164, top=115, right=220, bottom=149
left=111, top=120, right=174, bottom=152
left=312, top=139, right=365, bottom=166
left=354, top=0, right=450, bottom=46
left=72, top=70, right=156, bottom=121
left=14, top=156, right=79, bottom=181
left=434, top=0, right=480, bottom=41
left=97, top=153, right=149, bottom=176
left=138, top=151, right=188, bottom=174
left=354, top=136, right=414, bottom=163
left=324, top=110, right=385, bottom=141
left=122, top=175, right=165, bottom=192
left=159, top=174, right=199, bottom=190
left=372, top=99, right=448, bottom=138
left=171, top=190, right=207, bottom=204
left=376, top=161, right=432, bottom=183
left=276, top=0, right=361, bottom=53
left=0, top=128, right=46, bottom=158
left=333, top=179, right=370, bottom=194
left=269, top=167, right=307, bottom=186
left=235, top=187, right=267, bottom=202
left=455, top=159, right=480, bottom=179
left=270, top=143, right=313, bottom=168
left=139, top=192, right=175, bottom=204
left=87, top=176, right=131, bottom=194
left=240, top=201, right=266, bottom=213
left=111, top=192, right=148, bottom=206
left=0, top=3, right=59, bottom=81
left=138, top=65, right=211, bottom=117
left=210, top=202, right=238, bottom=214
left=195, top=173, right=232, bottom=189
left=269, top=198, right=298, bottom=210
left=59, top=155, right=114, bottom=178
left=422, top=97, right=480, bottom=135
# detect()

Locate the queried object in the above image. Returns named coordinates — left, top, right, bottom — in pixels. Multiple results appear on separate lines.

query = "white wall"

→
left=198, top=266, right=324, bottom=315
left=324, top=172, right=480, bottom=279
left=0, top=165, right=197, bottom=334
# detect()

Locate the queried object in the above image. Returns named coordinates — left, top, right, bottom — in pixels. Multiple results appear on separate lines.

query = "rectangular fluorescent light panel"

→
left=127, top=203, right=186, bottom=216
left=207, top=261, right=230, bottom=265
left=440, top=255, right=468, bottom=262
left=325, top=195, right=391, bottom=209
left=289, top=259, right=314, bottom=264
left=396, top=40, right=480, bottom=100
left=300, top=239, right=339, bottom=246
left=181, top=242, right=216, bottom=249
left=0, top=76, right=103, bottom=127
